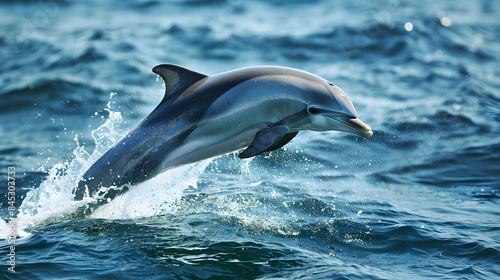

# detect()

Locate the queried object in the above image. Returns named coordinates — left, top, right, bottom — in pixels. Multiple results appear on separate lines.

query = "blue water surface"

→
left=1, top=0, right=499, bottom=279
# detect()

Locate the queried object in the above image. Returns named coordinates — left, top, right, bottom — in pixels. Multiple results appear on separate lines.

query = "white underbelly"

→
left=158, top=128, right=257, bottom=172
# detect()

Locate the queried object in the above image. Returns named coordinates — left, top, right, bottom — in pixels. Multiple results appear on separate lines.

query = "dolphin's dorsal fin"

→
left=238, top=125, right=291, bottom=158
left=152, top=64, right=208, bottom=102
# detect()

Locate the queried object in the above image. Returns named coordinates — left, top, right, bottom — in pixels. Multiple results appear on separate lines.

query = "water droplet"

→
left=474, top=34, right=484, bottom=43
left=440, top=17, right=452, bottom=27
left=404, top=22, right=413, bottom=31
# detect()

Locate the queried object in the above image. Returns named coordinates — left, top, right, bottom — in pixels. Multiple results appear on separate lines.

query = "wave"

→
left=371, top=141, right=500, bottom=190
left=0, top=79, right=100, bottom=113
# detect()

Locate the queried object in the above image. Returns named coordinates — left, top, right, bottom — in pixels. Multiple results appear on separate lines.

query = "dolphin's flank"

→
left=73, top=64, right=372, bottom=201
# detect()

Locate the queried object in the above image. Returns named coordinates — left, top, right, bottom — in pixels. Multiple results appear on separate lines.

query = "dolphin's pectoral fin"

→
left=238, top=125, right=291, bottom=159
left=265, top=131, right=298, bottom=152
left=152, top=64, right=209, bottom=101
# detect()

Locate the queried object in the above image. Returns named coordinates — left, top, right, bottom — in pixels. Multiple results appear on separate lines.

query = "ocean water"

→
left=1, top=0, right=499, bottom=279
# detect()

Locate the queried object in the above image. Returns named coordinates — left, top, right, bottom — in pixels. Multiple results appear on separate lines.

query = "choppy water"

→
left=1, top=0, right=500, bottom=279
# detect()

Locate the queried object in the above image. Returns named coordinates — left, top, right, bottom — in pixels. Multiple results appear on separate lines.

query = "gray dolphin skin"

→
left=73, top=64, right=373, bottom=201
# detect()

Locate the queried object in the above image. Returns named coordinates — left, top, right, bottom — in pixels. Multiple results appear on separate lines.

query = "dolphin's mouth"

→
left=328, top=116, right=373, bottom=138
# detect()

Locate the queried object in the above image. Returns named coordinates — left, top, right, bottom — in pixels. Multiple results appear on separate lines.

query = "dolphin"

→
left=73, top=64, right=373, bottom=201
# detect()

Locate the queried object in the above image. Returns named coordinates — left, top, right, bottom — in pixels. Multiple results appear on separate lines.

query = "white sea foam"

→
left=89, top=160, right=210, bottom=220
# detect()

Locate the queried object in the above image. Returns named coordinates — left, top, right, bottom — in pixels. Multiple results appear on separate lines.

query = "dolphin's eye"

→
left=328, top=82, right=335, bottom=87
left=307, top=106, right=319, bottom=114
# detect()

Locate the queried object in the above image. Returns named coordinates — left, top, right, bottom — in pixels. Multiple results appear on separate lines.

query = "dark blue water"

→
left=1, top=0, right=500, bottom=279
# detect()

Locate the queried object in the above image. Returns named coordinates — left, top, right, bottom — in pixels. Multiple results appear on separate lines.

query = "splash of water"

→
left=90, top=160, right=211, bottom=220
left=0, top=93, right=210, bottom=238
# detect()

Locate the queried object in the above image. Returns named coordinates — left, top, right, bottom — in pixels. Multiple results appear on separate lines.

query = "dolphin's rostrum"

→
left=73, top=64, right=373, bottom=201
